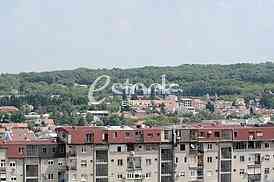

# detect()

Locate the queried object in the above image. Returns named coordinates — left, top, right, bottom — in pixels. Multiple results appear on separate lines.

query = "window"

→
left=127, top=173, right=134, bottom=179
left=42, top=147, right=47, bottom=153
left=146, top=173, right=151, bottom=178
left=221, top=161, right=231, bottom=173
left=180, top=144, right=185, bottom=151
left=18, top=147, right=24, bottom=154
left=265, top=143, right=270, bottom=148
left=248, top=141, right=255, bottom=149
left=58, top=162, right=63, bottom=166
left=233, top=142, right=246, bottom=150
left=52, top=147, right=56, bottom=153
left=146, top=159, right=151, bottom=165
left=221, top=147, right=231, bottom=159
left=254, top=153, right=261, bottom=164
left=207, top=157, right=213, bottom=163
left=86, top=133, right=93, bottom=143
left=221, top=174, right=231, bottom=182
left=164, top=130, right=169, bottom=140
left=127, top=144, right=134, bottom=152
left=127, top=157, right=141, bottom=170
left=184, top=157, right=187, bottom=163
left=190, top=170, right=196, bottom=177
left=214, top=132, right=220, bottom=138
left=117, top=174, right=123, bottom=179
left=234, top=132, right=238, bottom=138
left=60, top=146, right=65, bottom=153
left=81, top=160, right=87, bottom=167
left=125, top=132, right=130, bottom=137
left=48, top=173, right=54, bottom=180
left=118, top=159, right=123, bottom=166
left=9, top=161, right=16, bottom=167
left=265, top=155, right=270, bottom=161
left=265, top=168, right=270, bottom=174
left=145, top=145, right=152, bottom=151
left=240, top=169, right=245, bottom=175
left=48, top=160, right=54, bottom=165
left=208, top=144, right=213, bottom=150
left=240, top=156, right=245, bottom=162
left=117, top=146, right=122, bottom=152
left=176, top=157, right=178, bottom=163
left=255, top=142, right=261, bottom=149
left=82, top=146, right=87, bottom=153
left=10, top=177, right=16, bottom=181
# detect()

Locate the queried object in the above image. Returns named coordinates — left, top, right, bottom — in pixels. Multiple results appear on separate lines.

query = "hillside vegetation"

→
left=1, top=62, right=274, bottom=96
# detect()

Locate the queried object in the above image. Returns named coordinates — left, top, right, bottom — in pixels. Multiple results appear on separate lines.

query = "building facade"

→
left=1, top=123, right=274, bottom=182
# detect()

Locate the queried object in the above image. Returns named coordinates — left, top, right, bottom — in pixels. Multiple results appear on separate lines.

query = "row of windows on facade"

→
left=175, top=168, right=273, bottom=178
left=79, top=142, right=272, bottom=154
left=77, top=157, right=144, bottom=168
left=233, top=141, right=271, bottom=149
left=0, top=176, right=16, bottom=181
left=18, top=146, right=65, bottom=154
left=0, top=160, right=16, bottom=167
left=72, top=154, right=272, bottom=169
left=76, top=144, right=159, bottom=154
left=70, top=173, right=151, bottom=180
left=174, top=154, right=273, bottom=164
left=74, top=130, right=160, bottom=144
left=179, top=142, right=271, bottom=152
left=47, top=160, right=63, bottom=166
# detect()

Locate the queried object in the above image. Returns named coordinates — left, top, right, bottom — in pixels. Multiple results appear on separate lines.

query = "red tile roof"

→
left=0, top=106, right=19, bottom=113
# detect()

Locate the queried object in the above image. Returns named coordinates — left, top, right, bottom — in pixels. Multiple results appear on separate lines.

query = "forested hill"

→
left=1, top=62, right=274, bottom=96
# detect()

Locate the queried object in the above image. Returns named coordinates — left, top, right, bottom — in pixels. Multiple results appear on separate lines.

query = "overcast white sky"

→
left=1, top=0, right=274, bottom=73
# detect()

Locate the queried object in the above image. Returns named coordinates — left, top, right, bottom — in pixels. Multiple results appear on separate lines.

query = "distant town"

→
left=1, top=89, right=274, bottom=182
left=1, top=64, right=274, bottom=182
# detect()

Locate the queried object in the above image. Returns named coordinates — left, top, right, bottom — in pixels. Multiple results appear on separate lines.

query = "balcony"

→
left=67, top=151, right=76, bottom=157
left=66, top=165, right=77, bottom=171
left=67, top=159, right=77, bottom=171
left=248, top=164, right=261, bottom=169
left=0, top=167, right=6, bottom=173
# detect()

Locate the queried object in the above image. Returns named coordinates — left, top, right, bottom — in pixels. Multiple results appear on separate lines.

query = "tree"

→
left=260, top=96, right=274, bottom=109
left=206, top=102, right=215, bottom=113
left=107, top=114, right=126, bottom=126
left=86, top=113, right=94, bottom=123
left=78, top=117, right=86, bottom=126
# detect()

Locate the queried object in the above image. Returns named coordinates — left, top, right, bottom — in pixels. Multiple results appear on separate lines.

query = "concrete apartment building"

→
left=0, top=140, right=66, bottom=182
left=1, top=122, right=274, bottom=182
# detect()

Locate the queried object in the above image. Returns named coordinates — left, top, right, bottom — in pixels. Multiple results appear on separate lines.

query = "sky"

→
left=1, top=0, right=274, bottom=73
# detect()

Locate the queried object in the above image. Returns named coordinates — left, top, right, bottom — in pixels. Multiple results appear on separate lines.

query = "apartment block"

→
left=2, top=123, right=274, bottom=182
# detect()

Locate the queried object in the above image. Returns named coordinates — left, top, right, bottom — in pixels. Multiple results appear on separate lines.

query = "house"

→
left=0, top=106, right=19, bottom=113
